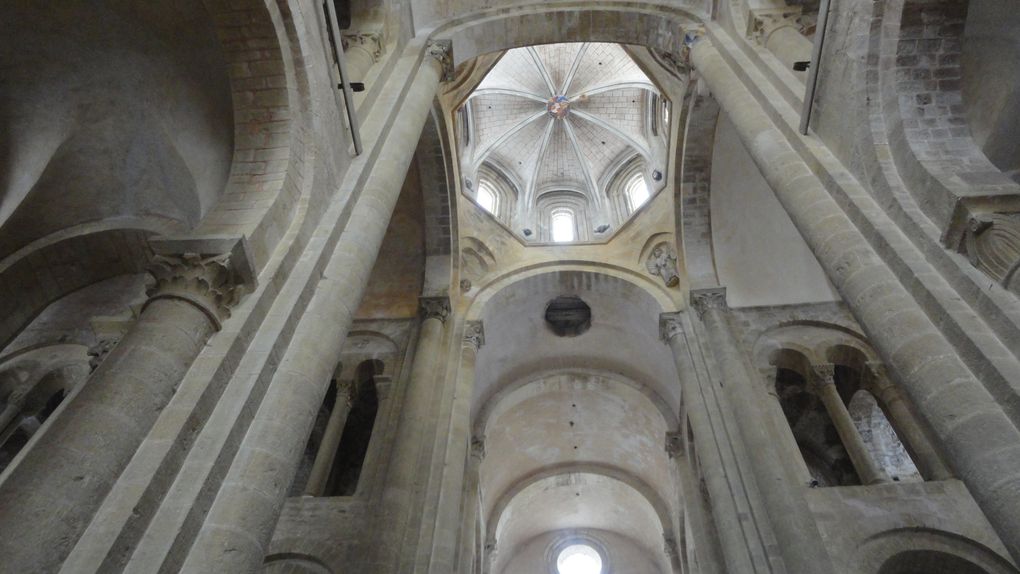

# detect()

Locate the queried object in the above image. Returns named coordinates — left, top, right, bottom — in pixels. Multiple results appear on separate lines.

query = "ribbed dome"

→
left=461, top=43, right=667, bottom=240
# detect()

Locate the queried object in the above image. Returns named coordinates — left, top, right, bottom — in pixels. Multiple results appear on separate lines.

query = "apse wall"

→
left=709, top=114, right=839, bottom=307
left=501, top=530, right=665, bottom=574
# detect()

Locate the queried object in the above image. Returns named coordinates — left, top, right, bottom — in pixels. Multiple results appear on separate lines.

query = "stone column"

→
left=458, top=436, right=486, bottom=574
left=693, top=38, right=1020, bottom=560
left=865, top=362, right=952, bottom=481
left=670, top=438, right=723, bottom=574
left=761, top=368, right=812, bottom=483
left=380, top=296, right=451, bottom=571
left=431, top=321, right=484, bottom=572
left=176, top=47, right=447, bottom=574
left=663, top=435, right=693, bottom=574
left=689, top=287, right=836, bottom=574
left=303, top=379, right=355, bottom=496
left=0, top=251, right=245, bottom=573
left=811, top=364, right=890, bottom=485
left=342, top=28, right=385, bottom=111
left=659, top=311, right=771, bottom=573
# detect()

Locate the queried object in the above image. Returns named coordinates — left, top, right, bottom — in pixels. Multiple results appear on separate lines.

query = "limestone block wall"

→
left=808, top=480, right=1015, bottom=573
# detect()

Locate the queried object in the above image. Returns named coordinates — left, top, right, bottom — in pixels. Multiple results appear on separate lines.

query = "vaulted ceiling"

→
left=461, top=43, right=666, bottom=235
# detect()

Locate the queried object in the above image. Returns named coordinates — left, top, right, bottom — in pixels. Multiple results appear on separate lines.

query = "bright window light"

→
left=551, top=210, right=575, bottom=242
left=662, top=100, right=670, bottom=126
left=557, top=544, right=603, bottom=574
left=626, top=174, right=650, bottom=210
left=477, top=182, right=496, bottom=214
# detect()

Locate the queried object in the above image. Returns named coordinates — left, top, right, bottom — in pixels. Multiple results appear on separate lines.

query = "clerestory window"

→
left=477, top=182, right=497, bottom=214
left=557, top=544, right=603, bottom=574
left=551, top=209, right=575, bottom=242
left=626, top=173, right=650, bottom=211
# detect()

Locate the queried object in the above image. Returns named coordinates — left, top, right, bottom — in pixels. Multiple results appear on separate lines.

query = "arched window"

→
left=551, top=209, right=575, bottom=242
left=661, top=98, right=670, bottom=128
left=291, top=359, right=381, bottom=497
left=325, top=360, right=380, bottom=496
left=849, top=389, right=921, bottom=482
left=557, top=544, right=603, bottom=574
left=625, top=173, right=650, bottom=211
left=773, top=365, right=860, bottom=487
left=476, top=181, right=497, bottom=214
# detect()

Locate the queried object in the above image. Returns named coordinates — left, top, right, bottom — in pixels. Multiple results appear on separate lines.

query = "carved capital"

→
left=679, top=26, right=706, bottom=67
left=665, top=430, right=684, bottom=459
left=336, top=379, right=355, bottom=408
left=464, top=320, right=485, bottom=351
left=87, top=337, right=120, bottom=372
left=471, top=435, right=486, bottom=461
left=659, top=312, right=684, bottom=342
left=690, top=287, right=727, bottom=320
left=145, top=252, right=246, bottom=329
left=425, top=39, right=454, bottom=82
left=810, top=363, right=836, bottom=393
left=747, top=8, right=804, bottom=46
left=761, top=368, right=779, bottom=398
left=341, top=30, right=384, bottom=63
left=663, top=535, right=680, bottom=559
left=864, top=362, right=900, bottom=404
left=958, top=213, right=1020, bottom=292
left=864, top=361, right=888, bottom=385
left=651, top=49, right=690, bottom=79
left=419, top=296, right=451, bottom=323
left=373, top=375, right=394, bottom=402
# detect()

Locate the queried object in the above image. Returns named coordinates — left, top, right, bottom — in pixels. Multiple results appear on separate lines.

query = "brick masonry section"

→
left=883, top=0, right=1020, bottom=231
left=194, top=0, right=306, bottom=271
